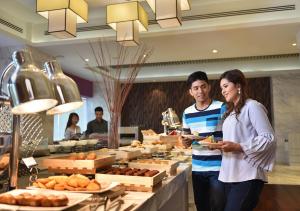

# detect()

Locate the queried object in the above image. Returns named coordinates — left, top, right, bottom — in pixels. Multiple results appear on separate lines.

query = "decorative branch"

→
left=80, top=40, right=152, bottom=148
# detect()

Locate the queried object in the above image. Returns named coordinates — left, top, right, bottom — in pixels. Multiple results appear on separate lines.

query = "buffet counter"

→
left=65, top=163, right=191, bottom=211
left=1, top=144, right=191, bottom=211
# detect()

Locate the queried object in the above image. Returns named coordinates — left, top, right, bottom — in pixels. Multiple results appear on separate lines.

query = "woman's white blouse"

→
left=219, top=99, right=276, bottom=183
left=64, top=126, right=81, bottom=140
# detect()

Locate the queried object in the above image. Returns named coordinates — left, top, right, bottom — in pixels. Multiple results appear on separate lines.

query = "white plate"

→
left=0, top=189, right=92, bottom=211
left=27, top=181, right=119, bottom=194
left=182, top=135, right=205, bottom=140
left=197, top=142, right=222, bottom=147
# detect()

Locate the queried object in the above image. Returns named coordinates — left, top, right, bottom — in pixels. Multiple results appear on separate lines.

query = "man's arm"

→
left=181, top=112, right=193, bottom=148
left=103, top=120, right=108, bottom=133
left=85, top=122, right=92, bottom=136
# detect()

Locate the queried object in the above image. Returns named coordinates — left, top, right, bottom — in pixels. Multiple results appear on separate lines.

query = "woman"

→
left=218, top=69, right=276, bottom=211
left=64, top=113, right=81, bottom=140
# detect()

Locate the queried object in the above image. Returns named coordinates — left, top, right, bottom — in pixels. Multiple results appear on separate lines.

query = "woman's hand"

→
left=221, top=141, right=243, bottom=152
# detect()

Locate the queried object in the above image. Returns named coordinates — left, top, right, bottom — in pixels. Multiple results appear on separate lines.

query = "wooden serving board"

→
left=129, top=159, right=179, bottom=176
left=119, top=146, right=158, bottom=154
left=121, top=181, right=163, bottom=192
left=156, top=144, right=173, bottom=151
left=159, top=135, right=181, bottom=146
left=42, top=155, right=115, bottom=174
left=109, top=149, right=142, bottom=161
left=95, top=170, right=166, bottom=192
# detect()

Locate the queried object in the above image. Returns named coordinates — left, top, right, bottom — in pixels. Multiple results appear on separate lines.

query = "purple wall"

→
left=66, top=73, right=93, bottom=97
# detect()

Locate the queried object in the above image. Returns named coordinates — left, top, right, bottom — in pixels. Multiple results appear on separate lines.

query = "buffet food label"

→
left=22, top=157, right=37, bottom=168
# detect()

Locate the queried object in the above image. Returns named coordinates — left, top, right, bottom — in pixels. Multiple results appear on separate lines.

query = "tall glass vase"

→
left=108, top=111, right=120, bottom=149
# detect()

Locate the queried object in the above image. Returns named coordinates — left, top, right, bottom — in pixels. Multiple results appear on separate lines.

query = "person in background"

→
left=86, top=106, right=108, bottom=137
left=182, top=71, right=226, bottom=211
left=64, top=113, right=81, bottom=140
left=218, top=69, right=276, bottom=211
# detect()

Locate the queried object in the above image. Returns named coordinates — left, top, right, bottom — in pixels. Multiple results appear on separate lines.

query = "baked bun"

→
left=77, top=152, right=86, bottom=160
left=86, top=152, right=97, bottom=160
left=86, top=180, right=101, bottom=191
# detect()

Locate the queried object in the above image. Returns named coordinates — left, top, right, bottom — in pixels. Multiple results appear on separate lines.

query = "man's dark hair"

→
left=95, top=106, right=103, bottom=113
left=187, top=71, right=209, bottom=88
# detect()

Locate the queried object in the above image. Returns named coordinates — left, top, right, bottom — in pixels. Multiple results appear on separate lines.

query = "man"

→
left=182, top=71, right=226, bottom=211
left=86, top=106, right=108, bottom=137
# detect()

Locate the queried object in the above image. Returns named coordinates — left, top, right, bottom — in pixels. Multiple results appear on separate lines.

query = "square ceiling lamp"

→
left=36, top=0, right=88, bottom=39
left=146, top=0, right=190, bottom=28
left=107, top=1, right=148, bottom=46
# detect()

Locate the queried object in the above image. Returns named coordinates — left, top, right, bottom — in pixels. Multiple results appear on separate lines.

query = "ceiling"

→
left=0, top=0, right=300, bottom=81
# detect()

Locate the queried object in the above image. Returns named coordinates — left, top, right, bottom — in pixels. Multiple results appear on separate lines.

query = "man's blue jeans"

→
left=192, top=171, right=225, bottom=211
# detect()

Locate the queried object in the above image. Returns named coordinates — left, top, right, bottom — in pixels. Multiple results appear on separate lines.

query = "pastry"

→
left=77, top=152, right=86, bottom=160
left=0, top=193, right=68, bottom=207
left=67, top=177, right=78, bottom=188
left=125, top=170, right=134, bottom=175
left=25, top=195, right=40, bottom=207
left=69, top=153, right=78, bottom=160
left=86, top=180, right=101, bottom=191
left=0, top=155, right=9, bottom=170
left=48, top=176, right=68, bottom=184
left=0, top=194, right=17, bottom=205
left=36, top=178, right=50, bottom=184
left=45, top=180, right=56, bottom=189
left=75, top=187, right=86, bottom=191
left=201, top=135, right=215, bottom=143
left=31, top=195, right=43, bottom=207
left=37, top=182, right=47, bottom=189
left=77, top=177, right=90, bottom=188
left=32, top=182, right=39, bottom=188
left=133, top=169, right=149, bottom=176
left=15, top=195, right=26, bottom=205
left=144, top=170, right=159, bottom=177
left=54, top=184, right=65, bottom=191
left=86, top=152, right=97, bottom=160
left=40, top=196, right=53, bottom=207
left=131, top=140, right=141, bottom=147
left=51, top=195, right=68, bottom=207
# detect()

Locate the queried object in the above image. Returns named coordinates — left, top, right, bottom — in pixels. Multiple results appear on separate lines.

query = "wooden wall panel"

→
left=121, top=77, right=272, bottom=134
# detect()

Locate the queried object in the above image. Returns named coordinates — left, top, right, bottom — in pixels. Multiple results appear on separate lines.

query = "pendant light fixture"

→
left=36, top=0, right=88, bottom=38
left=107, top=1, right=148, bottom=46
left=146, top=0, right=191, bottom=28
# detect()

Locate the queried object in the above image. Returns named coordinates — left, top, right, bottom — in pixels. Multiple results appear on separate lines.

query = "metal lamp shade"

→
left=8, top=50, right=58, bottom=115
left=44, top=60, right=83, bottom=115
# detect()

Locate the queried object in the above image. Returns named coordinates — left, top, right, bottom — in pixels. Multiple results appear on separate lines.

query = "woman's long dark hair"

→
left=220, top=69, right=248, bottom=119
left=65, top=113, right=79, bottom=131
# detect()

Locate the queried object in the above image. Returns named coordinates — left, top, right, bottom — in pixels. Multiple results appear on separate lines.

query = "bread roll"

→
left=51, top=195, right=68, bottom=207
left=77, top=152, right=86, bottom=160
left=15, top=195, right=26, bottom=205
left=86, top=152, right=97, bottom=160
left=40, top=196, right=53, bottom=207
left=0, top=194, right=16, bottom=205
